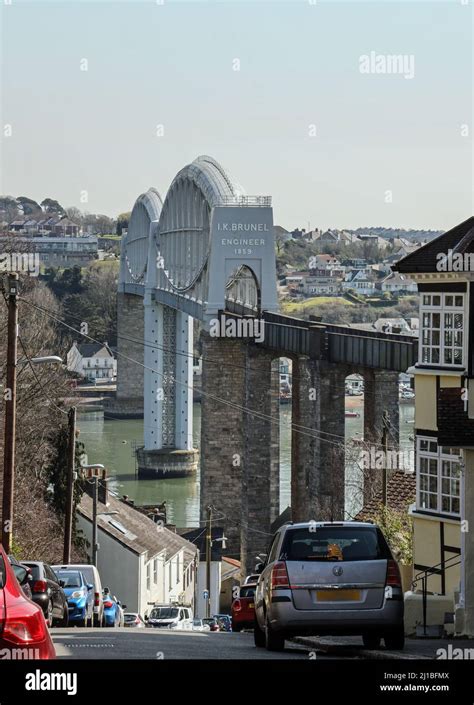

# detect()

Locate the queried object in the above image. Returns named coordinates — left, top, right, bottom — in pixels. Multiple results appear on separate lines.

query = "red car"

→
left=232, top=583, right=257, bottom=632
left=0, top=545, right=56, bottom=659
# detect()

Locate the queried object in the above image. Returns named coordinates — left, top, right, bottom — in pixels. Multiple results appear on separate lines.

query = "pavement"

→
left=292, top=634, right=474, bottom=660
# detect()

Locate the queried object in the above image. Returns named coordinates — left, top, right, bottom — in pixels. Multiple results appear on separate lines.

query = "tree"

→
left=41, top=198, right=66, bottom=216
left=16, top=196, right=42, bottom=217
left=65, top=206, right=83, bottom=225
left=116, top=211, right=130, bottom=236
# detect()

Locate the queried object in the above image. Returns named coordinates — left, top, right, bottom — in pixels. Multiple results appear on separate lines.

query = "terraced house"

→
left=394, top=215, right=474, bottom=637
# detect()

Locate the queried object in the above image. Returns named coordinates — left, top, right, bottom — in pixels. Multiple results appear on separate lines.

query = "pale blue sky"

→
left=1, top=0, right=472, bottom=230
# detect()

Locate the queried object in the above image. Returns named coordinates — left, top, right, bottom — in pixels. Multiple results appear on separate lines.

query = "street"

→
left=51, top=628, right=347, bottom=660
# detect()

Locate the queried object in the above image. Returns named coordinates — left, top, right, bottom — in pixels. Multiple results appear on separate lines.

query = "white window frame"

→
left=416, top=436, right=461, bottom=516
left=419, top=292, right=465, bottom=368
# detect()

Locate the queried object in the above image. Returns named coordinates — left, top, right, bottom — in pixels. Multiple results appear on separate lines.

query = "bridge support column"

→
left=291, top=359, right=347, bottom=522
left=200, top=335, right=279, bottom=575
left=137, top=299, right=198, bottom=478
left=363, top=369, right=400, bottom=502
left=104, top=292, right=144, bottom=419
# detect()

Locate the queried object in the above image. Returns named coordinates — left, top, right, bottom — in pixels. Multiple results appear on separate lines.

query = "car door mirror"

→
left=122, top=604, right=127, bottom=609
left=87, top=584, right=94, bottom=591
left=14, top=566, right=30, bottom=586
left=59, top=580, right=65, bottom=588
left=254, top=562, right=265, bottom=574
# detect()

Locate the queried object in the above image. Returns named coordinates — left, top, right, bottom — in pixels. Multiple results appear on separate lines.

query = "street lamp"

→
left=81, top=465, right=106, bottom=568
left=1, top=272, right=63, bottom=552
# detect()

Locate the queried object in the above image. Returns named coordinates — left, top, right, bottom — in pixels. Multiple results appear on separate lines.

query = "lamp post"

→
left=1, top=272, right=63, bottom=552
left=80, top=465, right=106, bottom=567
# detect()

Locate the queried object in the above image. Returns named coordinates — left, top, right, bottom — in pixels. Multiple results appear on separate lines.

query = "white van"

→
left=146, top=605, right=193, bottom=630
left=53, top=564, right=104, bottom=627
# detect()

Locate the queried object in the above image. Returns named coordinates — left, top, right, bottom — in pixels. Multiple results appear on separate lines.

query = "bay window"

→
left=417, top=436, right=461, bottom=515
left=420, top=293, right=464, bottom=367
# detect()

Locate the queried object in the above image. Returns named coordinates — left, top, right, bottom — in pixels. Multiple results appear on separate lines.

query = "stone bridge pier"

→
left=104, top=292, right=144, bottom=419
left=363, top=369, right=400, bottom=502
left=291, top=358, right=349, bottom=523
left=200, top=334, right=279, bottom=577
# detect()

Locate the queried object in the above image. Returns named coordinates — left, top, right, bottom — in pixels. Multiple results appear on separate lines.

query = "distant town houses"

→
left=67, top=342, right=117, bottom=382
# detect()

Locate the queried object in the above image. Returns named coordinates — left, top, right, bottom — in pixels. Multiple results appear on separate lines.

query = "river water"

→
left=77, top=400, right=414, bottom=528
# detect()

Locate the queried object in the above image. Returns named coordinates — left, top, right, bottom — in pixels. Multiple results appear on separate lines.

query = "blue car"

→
left=56, top=569, right=94, bottom=627
left=102, top=590, right=125, bottom=627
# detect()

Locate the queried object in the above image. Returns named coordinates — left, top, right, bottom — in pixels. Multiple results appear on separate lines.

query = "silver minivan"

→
left=53, top=564, right=104, bottom=627
left=254, top=521, right=404, bottom=652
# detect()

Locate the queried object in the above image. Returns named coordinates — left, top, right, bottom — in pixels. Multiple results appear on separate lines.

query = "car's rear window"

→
left=124, top=614, right=137, bottom=621
left=0, top=555, right=5, bottom=588
left=239, top=586, right=256, bottom=598
left=280, top=526, right=392, bottom=562
left=22, top=563, right=40, bottom=580
left=57, top=571, right=82, bottom=587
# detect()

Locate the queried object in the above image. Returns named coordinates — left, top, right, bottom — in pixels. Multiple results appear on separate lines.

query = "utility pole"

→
left=382, top=410, right=389, bottom=507
left=63, top=406, right=77, bottom=563
left=205, top=505, right=212, bottom=619
left=1, top=274, right=18, bottom=553
left=92, top=475, right=98, bottom=567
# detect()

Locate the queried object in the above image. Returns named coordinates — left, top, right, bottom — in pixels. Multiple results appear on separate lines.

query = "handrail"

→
left=411, top=553, right=461, bottom=636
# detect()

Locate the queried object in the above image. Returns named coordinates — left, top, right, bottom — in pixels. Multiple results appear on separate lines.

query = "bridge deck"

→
left=224, top=306, right=417, bottom=372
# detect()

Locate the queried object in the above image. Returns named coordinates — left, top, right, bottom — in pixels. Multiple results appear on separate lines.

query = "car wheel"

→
left=253, top=618, right=265, bottom=648
left=265, top=613, right=285, bottom=652
left=384, top=625, right=405, bottom=650
left=362, top=634, right=381, bottom=649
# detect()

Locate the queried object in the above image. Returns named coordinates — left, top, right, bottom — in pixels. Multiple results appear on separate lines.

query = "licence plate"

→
left=249, top=603, right=255, bottom=609
left=316, top=589, right=361, bottom=602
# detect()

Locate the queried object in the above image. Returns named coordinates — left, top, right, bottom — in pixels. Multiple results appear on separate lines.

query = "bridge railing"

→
left=215, top=195, right=272, bottom=207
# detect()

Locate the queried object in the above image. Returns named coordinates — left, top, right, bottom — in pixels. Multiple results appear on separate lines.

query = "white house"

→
left=342, top=269, right=376, bottom=295
left=67, top=342, right=117, bottom=382
left=179, top=526, right=227, bottom=619
left=77, top=487, right=199, bottom=617
left=381, top=271, right=418, bottom=294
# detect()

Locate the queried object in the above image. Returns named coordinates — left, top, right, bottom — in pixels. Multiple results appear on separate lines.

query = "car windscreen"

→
left=57, top=571, right=83, bottom=587
left=150, top=608, right=178, bottom=619
left=239, top=586, right=256, bottom=598
left=22, top=563, right=40, bottom=580
left=124, top=614, right=137, bottom=621
left=280, top=526, right=392, bottom=562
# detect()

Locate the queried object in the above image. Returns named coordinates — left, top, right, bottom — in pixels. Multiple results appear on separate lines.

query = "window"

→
left=153, top=558, right=158, bottom=584
left=169, top=561, right=172, bottom=587
left=176, top=554, right=180, bottom=584
left=417, top=436, right=461, bottom=515
left=420, top=293, right=464, bottom=367
left=146, top=563, right=151, bottom=590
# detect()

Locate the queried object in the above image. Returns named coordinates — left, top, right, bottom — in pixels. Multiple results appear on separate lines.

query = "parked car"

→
left=214, top=614, right=232, bottom=632
left=254, top=521, right=405, bottom=652
left=8, top=556, right=33, bottom=600
left=243, top=574, right=260, bottom=585
left=54, top=569, right=94, bottom=628
left=202, top=617, right=219, bottom=632
left=123, top=612, right=146, bottom=628
left=53, top=563, right=104, bottom=627
left=146, top=605, right=193, bottom=630
left=21, top=561, right=68, bottom=628
left=102, top=589, right=125, bottom=627
left=0, top=544, right=55, bottom=659
left=192, top=618, right=210, bottom=632
left=232, top=584, right=257, bottom=632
